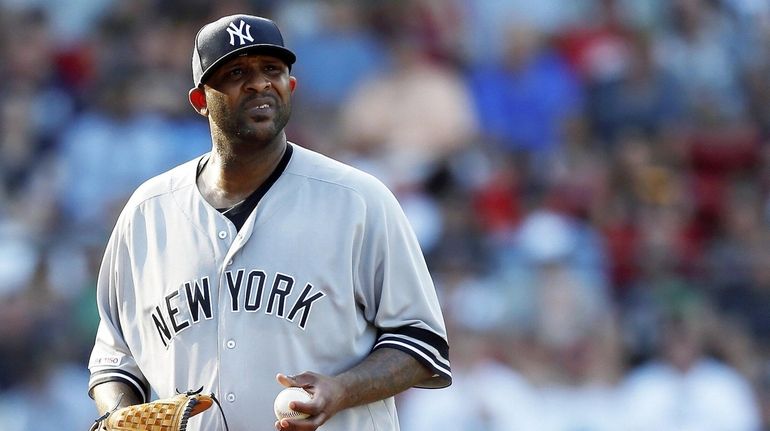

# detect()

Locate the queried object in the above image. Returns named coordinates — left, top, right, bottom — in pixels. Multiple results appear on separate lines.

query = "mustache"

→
left=240, top=94, right=278, bottom=109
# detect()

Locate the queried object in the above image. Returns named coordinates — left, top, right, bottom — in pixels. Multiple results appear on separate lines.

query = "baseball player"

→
left=87, top=14, right=451, bottom=431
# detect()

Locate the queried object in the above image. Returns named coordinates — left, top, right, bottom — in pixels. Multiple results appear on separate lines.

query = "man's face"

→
left=202, top=54, right=296, bottom=145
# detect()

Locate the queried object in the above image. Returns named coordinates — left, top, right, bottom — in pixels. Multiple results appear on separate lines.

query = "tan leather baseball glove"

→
left=90, top=389, right=222, bottom=431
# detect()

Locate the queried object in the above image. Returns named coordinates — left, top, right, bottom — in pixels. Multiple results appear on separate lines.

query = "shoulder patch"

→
left=90, top=355, right=122, bottom=367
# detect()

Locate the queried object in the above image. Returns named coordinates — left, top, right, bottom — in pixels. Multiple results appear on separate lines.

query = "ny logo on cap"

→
left=226, top=20, right=254, bottom=46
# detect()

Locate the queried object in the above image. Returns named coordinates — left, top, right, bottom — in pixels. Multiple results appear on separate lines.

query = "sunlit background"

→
left=2, top=0, right=770, bottom=429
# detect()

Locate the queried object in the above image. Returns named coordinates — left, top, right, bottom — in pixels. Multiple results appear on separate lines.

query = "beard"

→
left=208, top=94, right=292, bottom=149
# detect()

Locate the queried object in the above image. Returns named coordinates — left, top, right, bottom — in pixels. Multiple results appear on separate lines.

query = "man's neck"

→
left=197, top=135, right=287, bottom=209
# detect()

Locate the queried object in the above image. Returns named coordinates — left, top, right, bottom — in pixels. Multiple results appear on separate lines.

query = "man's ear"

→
left=188, top=87, right=208, bottom=116
left=289, top=76, right=297, bottom=93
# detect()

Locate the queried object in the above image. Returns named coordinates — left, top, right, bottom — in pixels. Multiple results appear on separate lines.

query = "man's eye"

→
left=229, top=68, right=243, bottom=77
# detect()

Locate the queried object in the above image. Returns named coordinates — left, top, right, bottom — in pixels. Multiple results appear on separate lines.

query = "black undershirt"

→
left=196, top=144, right=293, bottom=231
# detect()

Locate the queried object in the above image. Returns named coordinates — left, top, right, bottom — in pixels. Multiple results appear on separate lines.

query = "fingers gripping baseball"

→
left=274, top=372, right=344, bottom=431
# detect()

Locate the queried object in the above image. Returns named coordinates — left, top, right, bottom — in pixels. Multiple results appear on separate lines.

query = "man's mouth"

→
left=244, top=97, right=275, bottom=109
left=245, top=101, right=274, bottom=118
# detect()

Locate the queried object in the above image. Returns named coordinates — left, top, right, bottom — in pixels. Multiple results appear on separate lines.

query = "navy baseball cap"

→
left=192, top=14, right=296, bottom=86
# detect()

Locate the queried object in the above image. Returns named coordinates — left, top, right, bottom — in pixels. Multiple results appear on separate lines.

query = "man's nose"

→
left=244, top=70, right=271, bottom=92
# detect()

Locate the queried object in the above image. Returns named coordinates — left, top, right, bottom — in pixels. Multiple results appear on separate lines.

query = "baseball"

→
left=274, top=387, right=313, bottom=420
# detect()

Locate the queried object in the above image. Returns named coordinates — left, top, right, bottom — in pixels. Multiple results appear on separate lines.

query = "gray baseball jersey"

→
left=87, top=143, right=451, bottom=431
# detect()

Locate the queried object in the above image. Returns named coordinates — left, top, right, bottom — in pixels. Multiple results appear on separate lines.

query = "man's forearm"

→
left=333, top=347, right=432, bottom=410
left=91, top=381, right=143, bottom=415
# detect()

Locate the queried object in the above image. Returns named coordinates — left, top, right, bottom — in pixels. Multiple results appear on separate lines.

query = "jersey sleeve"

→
left=355, top=181, right=451, bottom=389
left=87, top=219, right=151, bottom=402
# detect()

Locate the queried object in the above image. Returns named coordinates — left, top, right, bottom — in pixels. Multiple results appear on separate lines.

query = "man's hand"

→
left=274, top=372, right=345, bottom=431
left=273, top=348, right=432, bottom=430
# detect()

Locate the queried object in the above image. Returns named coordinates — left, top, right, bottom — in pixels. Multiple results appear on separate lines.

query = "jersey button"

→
left=227, top=259, right=233, bottom=266
left=226, top=393, right=236, bottom=403
left=226, top=339, right=236, bottom=349
left=218, top=231, right=227, bottom=239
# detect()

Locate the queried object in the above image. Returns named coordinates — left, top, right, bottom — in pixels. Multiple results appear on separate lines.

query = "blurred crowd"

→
left=2, top=0, right=770, bottom=429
